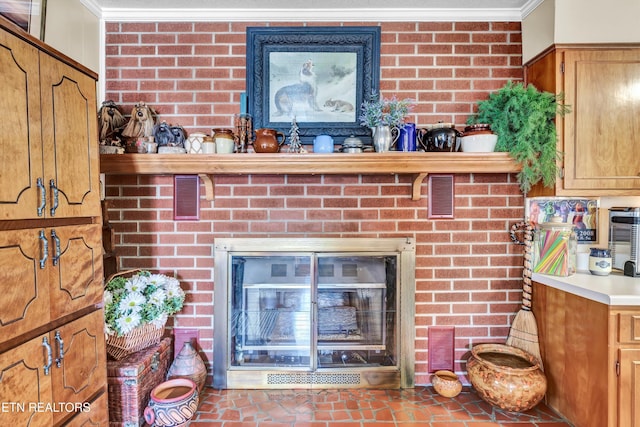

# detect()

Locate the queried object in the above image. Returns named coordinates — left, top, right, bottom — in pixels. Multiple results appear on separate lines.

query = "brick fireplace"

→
left=103, top=18, right=526, bottom=385
left=104, top=172, right=525, bottom=386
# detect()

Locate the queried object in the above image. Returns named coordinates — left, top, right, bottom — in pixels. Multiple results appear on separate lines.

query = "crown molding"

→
left=80, top=0, right=538, bottom=22
left=80, top=0, right=102, bottom=17
left=82, top=0, right=545, bottom=22
left=521, top=0, right=544, bottom=19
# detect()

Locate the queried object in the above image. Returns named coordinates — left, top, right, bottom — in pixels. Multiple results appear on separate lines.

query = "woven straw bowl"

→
left=467, top=343, right=546, bottom=412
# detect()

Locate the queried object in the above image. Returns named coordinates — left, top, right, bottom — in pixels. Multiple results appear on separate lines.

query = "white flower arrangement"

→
left=104, top=270, right=185, bottom=337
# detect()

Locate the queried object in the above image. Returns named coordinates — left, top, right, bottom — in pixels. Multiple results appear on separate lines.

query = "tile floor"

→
left=190, top=386, right=572, bottom=426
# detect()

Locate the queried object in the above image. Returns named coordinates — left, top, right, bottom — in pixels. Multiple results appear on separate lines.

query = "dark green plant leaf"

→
left=467, top=81, right=570, bottom=193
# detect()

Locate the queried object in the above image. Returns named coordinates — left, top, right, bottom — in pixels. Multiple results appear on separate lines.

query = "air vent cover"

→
left=428, top=326, right=455, bottom=372
left=267, top=372, right=361, bottom=385
left=428, top=174, right=454, bottom=218
left=174, top=175, right=200, bottom=220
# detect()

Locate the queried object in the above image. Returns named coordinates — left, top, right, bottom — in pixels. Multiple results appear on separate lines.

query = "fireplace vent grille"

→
left=267, top=372, right=361, bottom=385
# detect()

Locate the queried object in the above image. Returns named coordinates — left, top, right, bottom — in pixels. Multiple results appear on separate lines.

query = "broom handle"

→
left=510, top=221, right=534, bottom=311
left=522, top=223, right=534, bottom=311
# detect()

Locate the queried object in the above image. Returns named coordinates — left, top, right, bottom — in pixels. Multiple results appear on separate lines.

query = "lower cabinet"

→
left=614, top=312, right=640, bottom=427
left=0, top=310, right=107, bottom=426
left=61, top=392, right=109, bottom=427
left=533, top=281, right=640, bottom=427
left=0, top=224, right=103, bottom=346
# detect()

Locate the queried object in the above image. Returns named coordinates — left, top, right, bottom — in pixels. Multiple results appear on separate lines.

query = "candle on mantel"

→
left=240, top=92, right=247, bottom=115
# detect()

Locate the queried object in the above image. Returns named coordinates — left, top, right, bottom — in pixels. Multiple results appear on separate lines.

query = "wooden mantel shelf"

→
left=100, top=152, right=520, bottom=200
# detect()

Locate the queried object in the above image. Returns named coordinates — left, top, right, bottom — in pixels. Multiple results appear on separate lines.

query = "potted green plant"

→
left=466, top=81, right=570, bottom=194
left=359, top=95, right=413, bottom=152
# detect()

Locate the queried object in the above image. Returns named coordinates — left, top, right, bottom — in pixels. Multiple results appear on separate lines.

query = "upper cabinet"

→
left=525, top=44, right=640, bottom=196
left=0, top=28, right=100, bottom=220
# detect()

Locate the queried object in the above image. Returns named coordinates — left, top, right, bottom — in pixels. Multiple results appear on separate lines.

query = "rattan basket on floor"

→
left=105, top=269, right=166, bottom=360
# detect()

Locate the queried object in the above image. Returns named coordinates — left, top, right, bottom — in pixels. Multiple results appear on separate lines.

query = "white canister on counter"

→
left=589, top=248, right=612, bottom=276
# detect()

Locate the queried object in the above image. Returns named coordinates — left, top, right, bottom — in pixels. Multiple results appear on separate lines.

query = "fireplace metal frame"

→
left=213, top=237, right=416, bottom=389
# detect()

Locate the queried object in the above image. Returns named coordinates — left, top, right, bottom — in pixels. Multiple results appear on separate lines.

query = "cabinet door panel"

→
left=39, top=53, right=100, bottom=219
left=49, top=224, right=103, bottom=320
left=618, top=348, right=640, bottom=427
left=0, top=26, right=43, bottom=220
left=564, top=49, right=640, bottom=191
left=0, top=229, right=50, bottom=345
left=50, top=310, right=106, bottom=425
left=0, top=335, right=54, bottom=426
left=61, top=391, right=108, bottom=426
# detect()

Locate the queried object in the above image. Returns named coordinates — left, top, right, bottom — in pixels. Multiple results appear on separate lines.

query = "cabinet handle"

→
left=39, top=230, right=48, bottom=269
left=37, top=178, right=46, bottom=217
left=49, top=179, right=59, bottom=216
left=54, top=331, right=64, bottom=368
left=151, top=352, right=160, bottom=371
left=51, top=230, right=61, bottom=266
left=42, top=336, right=52, bottom=376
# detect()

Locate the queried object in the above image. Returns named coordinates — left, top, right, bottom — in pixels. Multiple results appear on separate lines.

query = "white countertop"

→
left=533, top=270, right=640, bottom=306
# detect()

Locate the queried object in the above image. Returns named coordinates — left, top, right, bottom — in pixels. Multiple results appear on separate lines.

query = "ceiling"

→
left=87, top=0, right=542, bottom=22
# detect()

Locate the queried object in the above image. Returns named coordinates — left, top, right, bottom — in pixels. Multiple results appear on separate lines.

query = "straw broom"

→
left=507, top=221, right=544, bottom=371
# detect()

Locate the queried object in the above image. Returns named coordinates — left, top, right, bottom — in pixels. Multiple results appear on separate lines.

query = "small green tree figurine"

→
left=467, top=81, right=570, bottom=194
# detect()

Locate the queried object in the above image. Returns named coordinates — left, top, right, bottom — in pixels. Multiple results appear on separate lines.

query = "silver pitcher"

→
left=372, top=125, right=398, bottom=152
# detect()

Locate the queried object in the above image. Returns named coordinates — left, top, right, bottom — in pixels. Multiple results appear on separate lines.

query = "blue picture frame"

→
left=246, top=26, right=381, bottom=145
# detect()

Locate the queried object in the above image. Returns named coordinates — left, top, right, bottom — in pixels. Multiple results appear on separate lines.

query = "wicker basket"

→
left=105, top=269, right=166, bottom=361
left=106, top=322, right=165, bottom=360
left=108, top=337, right=173, bottom=425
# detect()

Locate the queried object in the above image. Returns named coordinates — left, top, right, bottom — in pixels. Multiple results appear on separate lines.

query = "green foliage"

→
left=359, top=94, right=414, bottom=128
left=467, top=81, right=571, bottom=194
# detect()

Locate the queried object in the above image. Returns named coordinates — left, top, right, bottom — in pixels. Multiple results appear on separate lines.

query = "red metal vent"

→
left=174, top=175, right=200, bottom=220
left=428, top=174, right=454, bottom=218
left=428, top=326, right=455, bottom=372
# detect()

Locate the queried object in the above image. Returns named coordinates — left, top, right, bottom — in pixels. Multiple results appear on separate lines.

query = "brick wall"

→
left=103, top=21, right=525, bottom=386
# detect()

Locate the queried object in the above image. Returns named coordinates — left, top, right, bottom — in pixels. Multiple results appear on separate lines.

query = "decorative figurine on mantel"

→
left=98, top=100, right=127, bottom=151
left=170, top=124, right=187, bottom=147
left=121, top=101, right=158, bottom=153
left=122, top=101, right=157, bottom=139
left=153, top=121, right=174, bottom=146
left=287, top=117, right=305, bottom=153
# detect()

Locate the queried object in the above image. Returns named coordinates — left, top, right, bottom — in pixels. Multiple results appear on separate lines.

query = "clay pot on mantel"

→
left=253, top=128, right=285, bottom=153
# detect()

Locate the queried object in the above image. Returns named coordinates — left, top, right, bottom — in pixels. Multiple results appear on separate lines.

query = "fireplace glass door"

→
left=229, top=254, right=396, bottom=370
left=231, top=255, right=313, bottom=368
left=214, top=238, right=415, bottom=389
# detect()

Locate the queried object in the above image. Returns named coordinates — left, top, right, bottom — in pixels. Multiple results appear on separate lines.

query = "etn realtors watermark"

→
left=1, top=401, right=91, bottom=413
